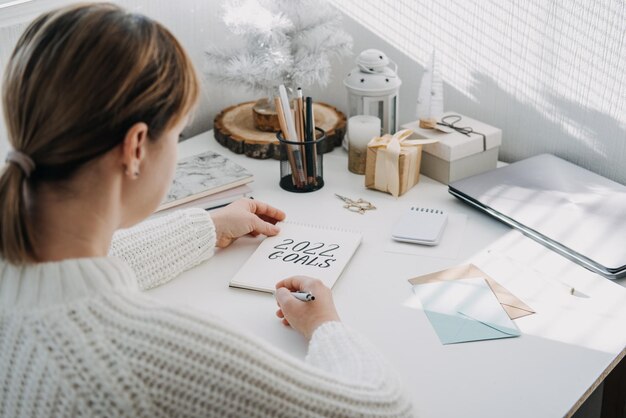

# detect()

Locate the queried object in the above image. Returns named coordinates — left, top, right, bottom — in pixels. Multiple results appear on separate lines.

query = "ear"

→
left=121, top=122, right=149, bottom=179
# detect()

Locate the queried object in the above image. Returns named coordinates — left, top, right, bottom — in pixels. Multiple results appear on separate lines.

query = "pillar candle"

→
left=348, top=115, right=381, bottom=151
left=348, top=115, right=381, bottom=174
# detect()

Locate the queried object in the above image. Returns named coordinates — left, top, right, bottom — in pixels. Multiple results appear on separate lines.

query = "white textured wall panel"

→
left=1, top=0, right=624, bottom=185
left=328, top=0, right=626, bottom=183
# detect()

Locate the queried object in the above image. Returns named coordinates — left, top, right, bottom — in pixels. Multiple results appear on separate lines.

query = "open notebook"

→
left=229, top=222, right=362, bottom=293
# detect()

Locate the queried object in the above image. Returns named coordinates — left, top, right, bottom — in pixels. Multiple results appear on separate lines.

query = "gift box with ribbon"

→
left=402, top=112, right=502, bottom=184
left=364, top=129, right=437, bottom=197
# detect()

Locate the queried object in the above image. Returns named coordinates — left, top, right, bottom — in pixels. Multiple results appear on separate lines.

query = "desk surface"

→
left=148, top=131, right=626, bottom=418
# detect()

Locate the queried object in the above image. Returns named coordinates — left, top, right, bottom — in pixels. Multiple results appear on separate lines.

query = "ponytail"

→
left=0, top=163, right=35, bottom=263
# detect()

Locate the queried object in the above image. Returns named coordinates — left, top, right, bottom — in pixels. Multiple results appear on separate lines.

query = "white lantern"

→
left=344, top=49, right=402, bottom=135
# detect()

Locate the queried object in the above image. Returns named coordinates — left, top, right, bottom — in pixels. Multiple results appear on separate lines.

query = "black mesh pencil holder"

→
left=277, top=128, right=325, bottom=192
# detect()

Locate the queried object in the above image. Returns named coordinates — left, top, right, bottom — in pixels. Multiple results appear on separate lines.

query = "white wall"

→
left=326, top=0, right=626, bottom=184
left=1, top=0, right=625, bottom=186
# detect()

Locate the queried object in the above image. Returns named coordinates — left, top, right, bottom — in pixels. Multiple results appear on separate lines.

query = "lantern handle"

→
left=388, top=59, right=398, bottom=75
left=358, top=59, right=398, bottom=77
left=357, top=57, right=398, bottom=76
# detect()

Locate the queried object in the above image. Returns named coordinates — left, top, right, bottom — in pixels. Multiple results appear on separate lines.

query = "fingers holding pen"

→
left=274, top=276, right=340, bottom=340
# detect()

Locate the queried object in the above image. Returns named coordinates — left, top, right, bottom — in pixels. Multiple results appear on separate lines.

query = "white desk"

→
left=148, top=131, right=626, bottom=418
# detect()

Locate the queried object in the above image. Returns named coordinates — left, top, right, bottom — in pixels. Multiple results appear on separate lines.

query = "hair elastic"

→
left=5, top=150, right=35, bottom=178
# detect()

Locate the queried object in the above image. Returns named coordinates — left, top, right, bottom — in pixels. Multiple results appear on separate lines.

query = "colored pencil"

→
left=278, top=85, right=306, bottom=186
left=274, top=96, right=301, bottom=187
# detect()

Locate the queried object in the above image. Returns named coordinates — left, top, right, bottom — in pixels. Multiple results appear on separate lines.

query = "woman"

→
left=0, top=4, right=413, bottom=417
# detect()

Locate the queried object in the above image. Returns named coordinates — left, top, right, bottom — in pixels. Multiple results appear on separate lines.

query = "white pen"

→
left=291, top=291, right=315, bottom=302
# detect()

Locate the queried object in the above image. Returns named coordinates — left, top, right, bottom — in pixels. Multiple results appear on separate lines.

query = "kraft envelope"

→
left=408, top=264, right=535, bottom=319
left=412, top=277, right=521, bottom=344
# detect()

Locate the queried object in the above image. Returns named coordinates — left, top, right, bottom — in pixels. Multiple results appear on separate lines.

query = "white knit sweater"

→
left=0, top=208, right=414, bottom=417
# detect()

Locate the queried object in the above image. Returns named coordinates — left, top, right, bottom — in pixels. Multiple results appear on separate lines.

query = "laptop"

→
left=449, top=154, right=626, bottom=279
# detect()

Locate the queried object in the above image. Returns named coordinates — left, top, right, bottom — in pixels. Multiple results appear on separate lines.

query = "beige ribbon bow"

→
left=368, top=129, right=438, bottom=197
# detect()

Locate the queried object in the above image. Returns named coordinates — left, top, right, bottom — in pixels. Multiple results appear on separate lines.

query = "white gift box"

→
left=401, top=112, right=502, bottom=184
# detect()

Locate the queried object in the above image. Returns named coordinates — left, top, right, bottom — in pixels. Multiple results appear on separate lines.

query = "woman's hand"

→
left=210, top=199, right=286, bottom=248
left=275, top=276, right=340, bottom=340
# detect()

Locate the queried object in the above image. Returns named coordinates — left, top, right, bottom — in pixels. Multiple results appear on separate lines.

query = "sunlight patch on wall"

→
left=329, top=0, right=625, bottom=162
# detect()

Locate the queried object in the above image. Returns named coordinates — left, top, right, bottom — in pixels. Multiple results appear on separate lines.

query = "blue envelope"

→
left=411, top=277, right=520, bottom=344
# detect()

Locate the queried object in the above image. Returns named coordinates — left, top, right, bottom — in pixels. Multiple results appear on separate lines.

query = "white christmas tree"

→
left=205, top=0, right=352, bottom=101
left=416, top=50, right=444, bottom=128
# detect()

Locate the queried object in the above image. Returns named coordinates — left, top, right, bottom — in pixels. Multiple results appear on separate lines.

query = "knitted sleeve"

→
left=306, top=321, right=396, bottom=388
left=108, top=208, right=216, bottom=290
left=110, top=295, right=415, bottom=417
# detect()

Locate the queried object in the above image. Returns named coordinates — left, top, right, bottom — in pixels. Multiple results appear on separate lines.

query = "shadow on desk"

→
left=600, top=356, right=626, bottom=418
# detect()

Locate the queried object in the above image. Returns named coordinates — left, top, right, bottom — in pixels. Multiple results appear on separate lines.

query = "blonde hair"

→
left=0, top=3, right=200, bottom=264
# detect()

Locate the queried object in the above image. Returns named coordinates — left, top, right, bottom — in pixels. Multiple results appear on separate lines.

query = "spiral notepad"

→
left=229, top=222, right=362, bottom=293
left=391, top=206, right=448, bottom=246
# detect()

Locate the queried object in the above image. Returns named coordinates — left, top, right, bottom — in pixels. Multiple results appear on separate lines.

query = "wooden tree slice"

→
left=251, top=98, right=281, bottom=132
left=214, top=101, right=347, bottom=159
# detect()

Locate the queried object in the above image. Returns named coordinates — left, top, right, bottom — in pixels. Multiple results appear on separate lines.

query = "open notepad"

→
left=229, top=222, right=362, bottom=293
